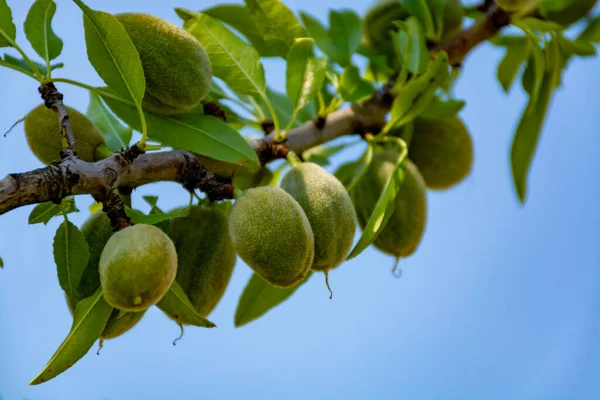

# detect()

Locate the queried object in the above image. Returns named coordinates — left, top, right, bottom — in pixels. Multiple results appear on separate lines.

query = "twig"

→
left=38, top=82, right=77, bottom=158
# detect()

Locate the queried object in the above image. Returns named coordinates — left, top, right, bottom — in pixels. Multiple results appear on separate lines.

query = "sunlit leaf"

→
left=30, top=289, right=113, bottom=385
left=235, top=272, right=312, bottom=328
left=394, top=17, right=429, bottom=74
left=29, top=198, right=78, bottom=225
left=1, top=54, right=63, bottom=75
left=244, top=0, right=307, bottom=58
left=300, top=12, right=340, bottom=63
left=0, top=0, right=16, bottom=48
left=286, top=38, right=327, bottom=115
left=157, top=280, right=216, bottom=328
left=497, top=37, right=531, bottom=93
left=340, top=65, right=375, bottom=103
left=86, top=92, right=131, bottom=152
left=346, top=143, right=374, bottom=192
left=53, top=219, right=90, bottom=297
left=328, top=9, right=362, bottom=66
left=24, top=0, right=63, bottom=63
left=124, top=206, right=189, bottom=225
left=420, top=98, right=466, bottom=119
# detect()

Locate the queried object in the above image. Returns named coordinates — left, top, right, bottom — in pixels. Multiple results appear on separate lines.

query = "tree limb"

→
left=0, top=7, right=511, bottom=217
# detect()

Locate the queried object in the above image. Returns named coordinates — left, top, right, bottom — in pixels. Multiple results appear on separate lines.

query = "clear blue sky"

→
left=1, top=0, right=599, bottom=399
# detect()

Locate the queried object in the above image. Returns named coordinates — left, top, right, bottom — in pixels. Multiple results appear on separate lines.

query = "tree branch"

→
left=39, top=82, right=77, bottom=158
left=0, top=7, right=512, bottom=217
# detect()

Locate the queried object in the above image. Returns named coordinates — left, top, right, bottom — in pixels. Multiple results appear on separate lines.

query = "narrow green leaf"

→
left=430, top=0, right=449, bottom=40
left=578, top=15, right=600, bottom=43
left=519, top=25, right=545, bottom=103
left=1, top=54, right=63, bottom=75
left=511, top=71, right=554, bottom=203
left=207, top=80, right=229, bottom=101
left=157, top=280, right=216, bottom=328
left=24, top=0, right=63, bottom=63
left=53, top=220, right=90, bottom=297
left=0, top=256, right=4, bottom=269
left=286, top=38, right=327, bottom=114
left=0, top=0, right=16, bottom=48
left=72, top=0, right=145, bottom=105
left=30, top=289, right=113, bottom=385
left=244, top=0, right=307, bottom=59
left=394, top=17, right=429, bottom=74
left=420, top=98, right=466, bottom=119
left=202, top=4, right=278, bottom=57
left=124, top=206, right=189, bottom=225
left=300, top=12, right=340, bottom=63
left=347, top=143, right=374, bottom=192
left=101, top=90, right=260, bottom=169
left=86, top=92, right=131, bottom=152
left=29, top=198, right=78, bottom=225
left=328, top=9, right=362, bottom=67
left=387, top=52, right=449, bottom=130
left=399, top=0, right=435, bottom=39
left=347, top=156, right=408, bottom=260
left=497, top=37, right=531, bottom=93
left=142, top=195, right=159, bottom=208
left=558, top=35, right=596, bottom=57
left=235, top=272, right=312, bottom=328
left=340, top=65, right=376, bottom=103
left=177, top=10, right=266, bottom=97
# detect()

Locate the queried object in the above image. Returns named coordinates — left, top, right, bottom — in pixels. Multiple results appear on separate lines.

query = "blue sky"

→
left=1, top=0, right=599, bottom=399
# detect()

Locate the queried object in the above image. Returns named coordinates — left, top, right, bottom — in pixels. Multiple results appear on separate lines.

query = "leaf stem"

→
left=0, top=61, right=41, bottom=82
left=0, top=30, right=43, bottom=79
left=286, top=151, right=302, bottom=167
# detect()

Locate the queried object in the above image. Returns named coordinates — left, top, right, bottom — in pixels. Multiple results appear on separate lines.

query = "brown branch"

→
left=434, top=4, right=511, bottom=66
left=38, top=82, right=77, bottom=158
left=0, top=8, right=511, bottom=218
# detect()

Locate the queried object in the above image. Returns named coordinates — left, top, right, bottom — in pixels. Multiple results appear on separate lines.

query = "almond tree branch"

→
left=39, top=82, right=77, bottom=157
left=0, top=7, right=511, bottom=217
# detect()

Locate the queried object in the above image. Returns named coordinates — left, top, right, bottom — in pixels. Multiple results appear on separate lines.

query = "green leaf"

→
left=202, top=4, right=278, bottom=57
left=243, top=0, right=307, bottom=59
left=300, top=12, right=340, bottom=63
left=72, top=0, right=145, bottom=105
left=511, top=71, right=555, bottom=203
left=0, top=256, right=4, bottom=269
left=142, top=195, right=159, bottom=208
left=53, top=219, right=90, bottom=297
left=430, top=0, right=449, bottom=40
left=519, top=24, right=545, bottom=102
left=235, top=272, right=312, bottom=328
left=29, top=198, right=78, bottom=225
left=399, top=0, right=435, bottom=39
left=347, top=154, right=408, bottom=260
left=578, top=15, right=600, bottom=43
left=301, top=142, right=354, bottom=167
left=340, top=65, right=376, bottom=103
left=30, top=289, right=113, bottom=385
left=420, top=98, right=466, bottom=119
left=86, top=92, right=131, bottom=152
left=124, top=206, right=189, bottom=225
left=0, top=0, right=16, bottom=48
left=24, top=0, right=63, bottom=64
left=157, top=280, right=216, bottom=328
left=346, top=143, right=374, bottom=192
left=328, top=9, right=362, bottom=66
left=394, top=17, right=429, bottom=74
left=1, top=54, right=63, bottom=75
left=177, top=10, right=266, bottom=97
left=558, top=35, right=596, bottom=57
left=101, top=89, right=260, bottom=169
left=286, top=38, right=327, bottom=115
left=497, top=37, right=531, bottom=93
left=387, top=52, right=449, bottom=130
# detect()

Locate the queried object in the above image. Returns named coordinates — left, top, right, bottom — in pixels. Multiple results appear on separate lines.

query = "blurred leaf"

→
left=578, top=15, right=600, bottom=43
left=207, top=80, right=229, bottom=101
left=177, top=10, right=266, bottom=97
left=202, top=4, right=279, bottom=57
left=558, top=35, right=596, bottom=57
left=86, top=92, right=131, bottom=152
left=0, top=0, right=16, bottom=48
left=328, top=9, right=362, bottom=66
left=286, top=38, right=327, bottom=117
left=73, top=0, right=145, bottom=107
left=302, top=142, right=354, bottom=166
left=0, top=256, right=4, bottom=269
left=497, top=36, right=530, bottom=93
left=511, top=72, right=554, bottom=203
left=157, top=280, right=216, bottom=328
left=29, top=198, right=78, bottom=225
left=399, top=0, right=435, bottom=39
left=340, top=65, right=375, bottom=103
left=244, top=0, right=307, bottom=58
left=124, top=206, right=189, bottom=225
left=347, top=154, right=407, bottom=260
left=334, top=161, right=357, bottom=186
left=24, top=0, right=63, bottom=64
left=53, top=219, right=90, bottom=297
left=142, top=195, right=159, bottom=208
left=1, top=54, right=63, bottom=75
left=518, top=23, right=545, bottom=102
left=235, top=272, right=312, bottom=328
left=300, top=12, right=340, bottom=62
left=420, top=98, right=466, bottom=119
left=346, top=143, right=374, bottom=192
left=430, top=0, right=449, bottom=40
left=29, top=289, right=113, bottom=385
left=101, top=89, right=260, bottom=169
left=387, top=52, right=449, bottom=130
left=394, top=17, right=429, bottom=74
